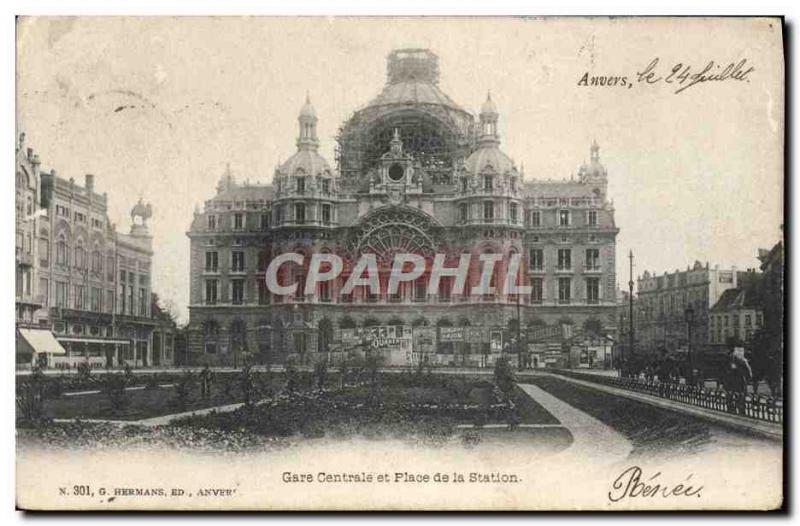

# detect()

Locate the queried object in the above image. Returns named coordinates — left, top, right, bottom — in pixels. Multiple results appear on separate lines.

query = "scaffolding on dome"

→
left=335, top=108, right=478, bottom=189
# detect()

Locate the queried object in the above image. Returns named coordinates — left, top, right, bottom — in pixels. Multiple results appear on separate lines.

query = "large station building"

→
left=186, top=48, right=619, bottom=368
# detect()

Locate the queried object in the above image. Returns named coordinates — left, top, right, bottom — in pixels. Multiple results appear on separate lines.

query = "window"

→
left=207, top=215, right=217, bottom=231
left=558, top=278, right=571, bottom=303
left=128, top=285, right=134, bottom=315
left=321, top=204, right=332, bottom=224
left=557, top=249, right=572, bottom=270
left=585, top=249, right=600, bottom=271
left=205, top=251, right=218, bottom=272
left=106, top=256, right=115, bottom=281
left=559, top=209, right=571, bottom=227
left=461, top=178, right=469, bottom=192
left=530, top=278, right=543, bottom=303
left=91, top=251, right=103, bottom=274
left=231, top=251, right=245, bottom=272
left=458, top=203, right=468, bottom=223
left=296, top=177, right=306, bottom=194
left=321, top=179, right=330, bottom=194
left=529, top=248, right=544, bottom=271
left=414, top=278, right=427, bottom=302
left=106, top=290, right=114, bottom=313
left=90, top=287, right=101, bottom=312
left=587, top=210, right=598, bottom=226
left=295, top=203, right=306, bottom=223
left=233, top=213, right=243, bottom=230
left=293, top=332, right=306, bottom=354
left=74, top=245, right=86, bottom=270
left=483, top=175, right=493, bottom=191
left=56, top=205, right=70, bottom=218
left=745, top=314, right=752, bottom=327
left=139, top=288, right=147, bottom=316
left=275, top=205, right=284, bottom=224
left=55, top=281, right=67, bottom=308
left=258, top=280, right=269, bottom=305
left=319, top=281, right=331, bottom=302
left=586, top=278, right=600, bottom=304
left=74, top=212, right=86, bottom=223
left=39, top=278, right=48, bottom=306
left=119, top=283, right=126, bottom=313
left=73, top=285, right=85, bottom=310
left=231, top=280, right=244, bottom=305
left=530, top=210, right=541, bottom=227
left=483, top=201, right=494, bottom=221
left=39, top=237, right=49, bottom=267
left=56, top=239, right=67, bottom=266
left=260, top=213, right=270, bottom=230
left=438, top=278, right=451, bottom=302
left=509, top=203, right=518, bottom=223
left=205, top=279, right=218, bottom=304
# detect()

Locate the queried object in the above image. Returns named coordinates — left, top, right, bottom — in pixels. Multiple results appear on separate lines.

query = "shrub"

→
left=174, top=371, right=195, bottom=409
left=339, top=361, right=349, bottom=389
left=76, top=360, right=92, bottom=383
left=239, top=362, right=255, bottom=407
left=103, top=373, right=129, bottom=413
left=493, top=356, right=516, bottom=394
left=285, top=360, right=299, bottom=394
left=123, top=363, right=135, bottom=385
left=46, top=375, right=65, bottom=399
left=219, top=373, right=234, bottom=399
left=17, top=367, right=48, bottom=425
left=313, top=360, right=328, bottom=391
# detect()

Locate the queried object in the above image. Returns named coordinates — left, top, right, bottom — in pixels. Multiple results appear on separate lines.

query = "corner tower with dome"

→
left=186, top=48, right=619, bottom=369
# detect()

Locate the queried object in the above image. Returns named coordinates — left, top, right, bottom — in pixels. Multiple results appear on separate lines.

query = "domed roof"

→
left=464, top=145, right=515, bottom=176
left=480, top=92, right=498, bottom=116
left=361, top=49, right=469, bottom=115
left=279, top=149, right=331, bottom=177
left=299, top=93, right=317, bottom=119
left=367, top=81, right=465, bottom=111
left=578, top=140, right=607, bottom=179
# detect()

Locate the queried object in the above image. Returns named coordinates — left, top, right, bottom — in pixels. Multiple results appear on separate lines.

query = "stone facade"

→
left=15, top=132, right=173, bottom=368
left=186, top=49, right=620, bottom=367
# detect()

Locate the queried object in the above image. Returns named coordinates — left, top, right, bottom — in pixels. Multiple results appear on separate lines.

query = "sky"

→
left=16, top=17, right=784, bottom=323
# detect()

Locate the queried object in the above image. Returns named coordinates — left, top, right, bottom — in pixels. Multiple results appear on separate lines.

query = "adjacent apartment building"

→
left=635, top=261, right=739, bottom=356
left=15, top=132, right=176, bottom=369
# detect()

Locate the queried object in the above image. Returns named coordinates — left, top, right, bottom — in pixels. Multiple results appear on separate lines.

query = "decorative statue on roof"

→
left=130, top=198, right=153, bottom=236
left=131, top=198, right=153, bottom=226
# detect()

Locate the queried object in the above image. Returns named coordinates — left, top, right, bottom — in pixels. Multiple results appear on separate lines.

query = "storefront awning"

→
left=56, top=337, right=130, bottom=345
left=18, top=329, right=67, bottom=355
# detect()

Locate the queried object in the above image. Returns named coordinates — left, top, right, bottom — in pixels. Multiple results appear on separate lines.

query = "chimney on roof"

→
left=85, top=174, right=95, bottom=193
left=26, top=148, right=33, bottom=161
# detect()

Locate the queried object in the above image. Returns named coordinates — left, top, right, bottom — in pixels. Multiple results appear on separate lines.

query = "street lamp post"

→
left=516, top=288, right=523, bottom=371
left=627, top=250, right=634, bottom=378
left=684, top=304, right=695, bottom=380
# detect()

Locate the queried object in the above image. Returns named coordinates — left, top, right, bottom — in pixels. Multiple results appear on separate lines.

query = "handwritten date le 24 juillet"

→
left=578, top=58, right=754, bottom=94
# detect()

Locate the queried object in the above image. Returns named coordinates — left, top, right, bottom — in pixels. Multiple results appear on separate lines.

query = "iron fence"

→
left=554, top=370, right=783, bottom=424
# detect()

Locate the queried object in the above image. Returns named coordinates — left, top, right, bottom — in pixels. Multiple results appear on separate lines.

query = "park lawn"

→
left=528, top=375, right=713, bottom=458
left=44, top=383, right=250, bottom=421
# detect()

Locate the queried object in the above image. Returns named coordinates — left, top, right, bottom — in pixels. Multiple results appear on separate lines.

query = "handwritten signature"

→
left=636, top=57, right=754, bottom=94
left=608, top=466, right=703, bottom=502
